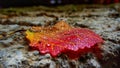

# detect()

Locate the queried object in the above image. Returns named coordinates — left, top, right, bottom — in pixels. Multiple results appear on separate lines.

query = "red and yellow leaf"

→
left=26, top=21, right=104, bottom=59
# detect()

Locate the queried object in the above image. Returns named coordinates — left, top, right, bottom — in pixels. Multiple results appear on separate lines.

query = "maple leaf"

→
left=26, top=21, right=104, bottom=59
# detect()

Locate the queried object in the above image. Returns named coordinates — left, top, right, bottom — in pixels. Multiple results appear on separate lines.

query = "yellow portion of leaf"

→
left=26, top=30, right=35, bottom=43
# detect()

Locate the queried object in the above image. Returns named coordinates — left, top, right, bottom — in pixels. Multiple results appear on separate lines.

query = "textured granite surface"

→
left=0, top=5, right=120, bottom=68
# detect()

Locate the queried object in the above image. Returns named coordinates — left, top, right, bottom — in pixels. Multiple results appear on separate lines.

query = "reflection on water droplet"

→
left=47, top=44, right=51, bottom=46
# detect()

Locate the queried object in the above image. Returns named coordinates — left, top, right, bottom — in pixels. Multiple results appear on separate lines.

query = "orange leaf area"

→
left=26, top=21, right=104, bottom=59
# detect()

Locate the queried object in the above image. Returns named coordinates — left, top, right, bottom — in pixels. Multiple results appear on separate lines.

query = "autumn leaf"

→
left=26, top=21, right=104, bottom=59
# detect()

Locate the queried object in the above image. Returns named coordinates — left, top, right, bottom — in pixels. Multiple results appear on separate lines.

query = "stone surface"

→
left=0, top=5, right=120, bottom=68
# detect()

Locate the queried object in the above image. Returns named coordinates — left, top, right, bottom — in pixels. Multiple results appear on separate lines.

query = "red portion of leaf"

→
left=26, top=21, right=104, bottom=59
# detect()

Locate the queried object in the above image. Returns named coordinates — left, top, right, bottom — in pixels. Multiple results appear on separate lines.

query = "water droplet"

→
left=47, top=44, right=51, bottom=46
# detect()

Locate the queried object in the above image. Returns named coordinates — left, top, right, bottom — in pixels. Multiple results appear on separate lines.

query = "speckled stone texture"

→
left=0, top=5, right=120, bottom=68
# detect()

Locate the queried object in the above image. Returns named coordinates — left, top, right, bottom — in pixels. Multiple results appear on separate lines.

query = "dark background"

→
left=0, top=0, right=120, bottom=8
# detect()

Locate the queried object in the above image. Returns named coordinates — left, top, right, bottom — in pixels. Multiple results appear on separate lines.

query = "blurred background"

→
left=0, top=0, right=120, bottom=8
